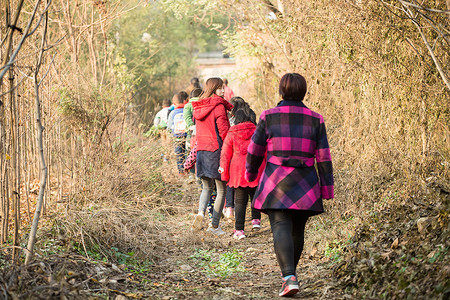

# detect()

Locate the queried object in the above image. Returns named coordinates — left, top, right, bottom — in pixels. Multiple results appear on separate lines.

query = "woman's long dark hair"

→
left=199, top=77, right=224, bottom=100
left=233, top=109, right=256, bottom=125
left=230, top=97, right=256, bottom=125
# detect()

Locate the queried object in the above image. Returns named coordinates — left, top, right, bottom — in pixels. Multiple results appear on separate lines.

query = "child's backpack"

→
left=172, top=110, right=186, bottom=137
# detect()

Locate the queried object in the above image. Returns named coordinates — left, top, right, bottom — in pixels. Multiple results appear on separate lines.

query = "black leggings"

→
left=234, top=187, right=261, bottom=230
left=267, top=210, right=309, bottom=277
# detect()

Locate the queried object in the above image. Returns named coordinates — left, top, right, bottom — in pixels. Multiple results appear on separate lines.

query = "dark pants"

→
left=267, top=210, right=309, bottom=277
left=174, top=140, right=186, bottom=173
left=225, top=186, right=235, bottom=208
left=234, top=187, right=261, bottom=231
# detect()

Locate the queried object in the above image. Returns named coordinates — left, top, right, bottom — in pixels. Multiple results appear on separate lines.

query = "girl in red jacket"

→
left=191, top=77, right=233, bottom=235
left=219, top=103, right=263, bottom=240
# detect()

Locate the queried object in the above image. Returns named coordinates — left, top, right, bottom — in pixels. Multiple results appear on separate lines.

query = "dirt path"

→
left=139, top=179, right=344, bottom=299
left=1, top=177, right=344, bottom=299
left=152, top=222, right=342, bottom=299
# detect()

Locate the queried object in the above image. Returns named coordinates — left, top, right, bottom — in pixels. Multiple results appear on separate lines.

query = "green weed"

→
left=324, top=238, right=352, bottom=262
left=190, top=248, right=246, bottom=278
left=72, top=242, right=107, bottom=262
left=111, top=247, right=136, bottom=265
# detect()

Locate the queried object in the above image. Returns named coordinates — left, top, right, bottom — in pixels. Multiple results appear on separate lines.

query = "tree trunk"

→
left=25, top=71, right=48, bottom=264
left=25, top=1, right=49, bottom=264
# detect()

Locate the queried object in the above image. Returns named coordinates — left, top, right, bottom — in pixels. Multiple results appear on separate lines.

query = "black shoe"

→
left=279, top=275, right=299, bottom=297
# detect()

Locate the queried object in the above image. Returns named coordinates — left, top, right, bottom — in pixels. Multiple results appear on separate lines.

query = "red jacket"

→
left=220, top=122, right=262, bottom=188
left=192, top=95, right=233, bottom=152
left=224, top=86, right=234, bottom=101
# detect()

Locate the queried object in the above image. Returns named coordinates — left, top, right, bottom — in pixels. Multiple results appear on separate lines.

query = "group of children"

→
left=153, top=73, right=335, bottom=297
left=154, top=77, right=260, bottom=239
left=190, top=91, right=262, bottom=239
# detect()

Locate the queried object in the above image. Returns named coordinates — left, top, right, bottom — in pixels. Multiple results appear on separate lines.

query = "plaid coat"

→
left=245, top=100, right=334, bottom=215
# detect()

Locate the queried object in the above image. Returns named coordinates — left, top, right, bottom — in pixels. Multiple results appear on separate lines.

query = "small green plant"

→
left=127, top=262, right=154, bottom=275
left=152, top=211, right=167, bottom=221
left=38, top=238, right=65, bottom=256
left=324, top=240, right=344, bottom=262
left=73, top=243, right=153, bottom=273
left=190, top=248, right=246, bottom=277
left=111, top=247, right=136, bottom=265
left=428, top=245, right=448, bottom=264
left=215, top=249, right=245, bottom=276
left=144, top=126, right=163, bottom=138
left=72, top=242, right=107, bottom=262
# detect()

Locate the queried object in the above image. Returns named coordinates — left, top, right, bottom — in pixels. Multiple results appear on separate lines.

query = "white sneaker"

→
left=225, top=207, right=234, bottom=219
left=206, top=225, right=226, bottom=236
left=191, top=214, right=203, bottom=231
left=233, top=230, right=245, bottom=240
left=252, top=219, right=261, bottom=231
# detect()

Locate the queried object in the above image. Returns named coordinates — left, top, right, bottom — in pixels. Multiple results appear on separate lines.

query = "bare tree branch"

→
left=0, top=0, right=25, bottom=78
left=26, top=1, right=52, bottom=37
left=414, top=7, right=450, bottom=44
left=415, top=25, right=450, bottom=90
left=0, top=0, right=42, bottom=82
left=39, top=53, right=56, bottom=86
left=249, top=0, right=292, bottom=66
left=398, top=0, right=450, bottom=14
left=399, top=2, right=450, bottom=91
left=262, top=0, right=283, bottom=17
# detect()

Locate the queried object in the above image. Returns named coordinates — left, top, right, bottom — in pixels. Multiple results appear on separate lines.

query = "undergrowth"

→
left=190, top=248, right=246, bottom=278
left=43, top=135, right=184, bottom=267
left=335, top=185, right=449, bottom=299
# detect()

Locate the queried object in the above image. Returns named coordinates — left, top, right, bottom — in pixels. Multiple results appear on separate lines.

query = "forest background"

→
left=0, top=0, right=449, bottom=298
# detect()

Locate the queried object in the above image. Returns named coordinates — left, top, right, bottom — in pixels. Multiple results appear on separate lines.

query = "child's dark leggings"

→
left=234, top=187, right=261, bottom=231
left=267, top=210, right=310, bottom=277
left=174, top=140, right=186, bottom=173
left=225, top=186, right=235, bottom=208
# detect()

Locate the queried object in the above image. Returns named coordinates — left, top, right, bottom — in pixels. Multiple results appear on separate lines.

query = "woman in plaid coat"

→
left=245, top=73, right=334, bottom=297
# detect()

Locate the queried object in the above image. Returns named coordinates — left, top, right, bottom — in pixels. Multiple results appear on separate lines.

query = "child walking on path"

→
left=184, top=88, right=203, bottom=176
left=219, top=101, right=263, bottom=240
left=245, top=73, right=334, bottom=297
left=223, top=96, right=259, bottom=218
left=183, top=88, right=202, bottom=148
left=191, top=77, right=233, bottom=235
left=153, top=98, right=171, bottom=128
left=184, top=141, right=217, bottom=220
left=167, top=92, right=188, bottom=174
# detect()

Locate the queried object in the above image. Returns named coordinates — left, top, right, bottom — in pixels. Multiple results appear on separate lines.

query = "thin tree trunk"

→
left=24, top=117, right=32, bottom=222
left=25, top=72, right=48, bottom=264
left=9, top=63, right=20, bottom=262
left=25, top=1, right=49, bottom=264
left=447, top=0, right=450, bottom=20
left=88, top=9, right=98, bottom=87
left=1, top=163, right=9, bottom=244
left=0, top=0, right=15, bottom=247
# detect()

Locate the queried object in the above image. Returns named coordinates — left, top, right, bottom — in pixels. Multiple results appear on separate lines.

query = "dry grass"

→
left=52, top=134, right=186, bottom=263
